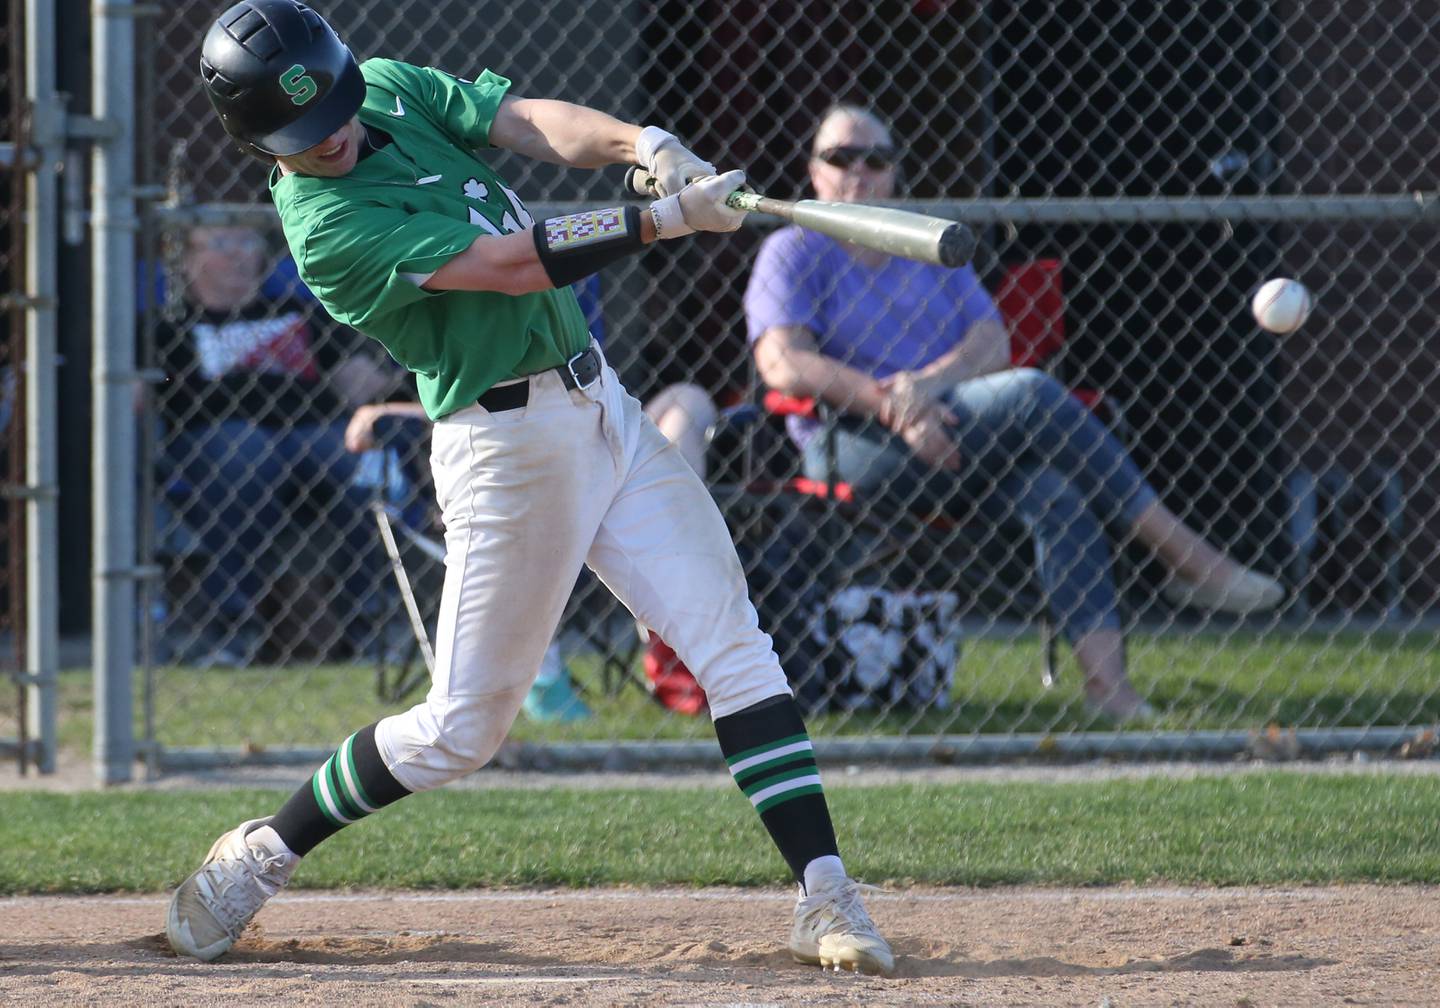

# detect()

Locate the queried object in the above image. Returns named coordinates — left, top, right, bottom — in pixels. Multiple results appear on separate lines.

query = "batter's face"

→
left=808, top=113, right=897, bottom=204
left=275, top=117, right=365, bottom=178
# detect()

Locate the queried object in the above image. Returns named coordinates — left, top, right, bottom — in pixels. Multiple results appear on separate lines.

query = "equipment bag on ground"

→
left=730, top=497, right=960, bottom=714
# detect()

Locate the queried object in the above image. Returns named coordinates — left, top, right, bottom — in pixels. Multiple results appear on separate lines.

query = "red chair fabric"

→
left=642, top=630, right=707, bottom=716
left=995, top=258, right=1107, bottom=413
left=996, top=257, right=1066, bottom=369
left=762, top=390, right=817, bottom=417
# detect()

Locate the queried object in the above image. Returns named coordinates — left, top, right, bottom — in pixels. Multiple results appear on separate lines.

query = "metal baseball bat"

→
left=625, top=166, right=976, bottom=268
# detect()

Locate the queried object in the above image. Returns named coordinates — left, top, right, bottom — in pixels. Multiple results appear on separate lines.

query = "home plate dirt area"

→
left=2, top=885, right=1436, bottom=1005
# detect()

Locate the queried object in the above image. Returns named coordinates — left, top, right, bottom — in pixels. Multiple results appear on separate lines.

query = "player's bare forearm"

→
left=423, top=214, right=658, bottom=295
left=490, top=96, right=640, bottom=169
left=421, top=230, right=545, bottom=294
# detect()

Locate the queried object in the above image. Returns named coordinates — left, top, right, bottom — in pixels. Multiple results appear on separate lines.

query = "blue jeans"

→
left=803, top=368, right=1160, bottom=641
left=164, top=419, right=387, bottom=631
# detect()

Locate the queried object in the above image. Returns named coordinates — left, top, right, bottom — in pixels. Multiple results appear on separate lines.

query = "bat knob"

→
left=624, top=168, right=718, bottom=199
left=625, top=165, right=657, bottom=198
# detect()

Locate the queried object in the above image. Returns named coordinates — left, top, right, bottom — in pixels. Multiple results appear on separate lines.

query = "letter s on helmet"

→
left=199, top=0, right=364, bottom=157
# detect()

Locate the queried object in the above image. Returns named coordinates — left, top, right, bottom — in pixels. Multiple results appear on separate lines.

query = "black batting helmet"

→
left=199, top=0, right=364, bottom=157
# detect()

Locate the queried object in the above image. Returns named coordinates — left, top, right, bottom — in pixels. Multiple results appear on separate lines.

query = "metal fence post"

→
left=22, top=0, right=61, bottom=774
left=91, top=0, right=138, bottom=784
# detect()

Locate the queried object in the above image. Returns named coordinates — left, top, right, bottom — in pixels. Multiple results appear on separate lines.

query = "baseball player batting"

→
left=167, top=0, right=893, bottom=977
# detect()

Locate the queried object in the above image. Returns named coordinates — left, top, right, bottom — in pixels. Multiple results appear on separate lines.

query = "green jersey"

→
left=270, top=58, right=590, bottom=419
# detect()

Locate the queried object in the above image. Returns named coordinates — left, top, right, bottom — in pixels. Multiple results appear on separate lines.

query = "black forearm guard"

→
left=532, top=205, right=646, bottom=288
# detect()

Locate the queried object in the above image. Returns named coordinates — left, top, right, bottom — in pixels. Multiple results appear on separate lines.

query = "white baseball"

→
left=1251, top=278, right=1313, bottom=334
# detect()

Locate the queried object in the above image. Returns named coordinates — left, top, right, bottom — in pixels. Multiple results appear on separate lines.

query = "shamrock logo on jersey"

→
left=463, top=177, right=533, bottom=237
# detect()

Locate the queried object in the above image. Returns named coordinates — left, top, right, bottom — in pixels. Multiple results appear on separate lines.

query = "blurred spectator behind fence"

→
left=743, top=105, right=1285, bottom=721
left=154, top=224, right=399, bottom=665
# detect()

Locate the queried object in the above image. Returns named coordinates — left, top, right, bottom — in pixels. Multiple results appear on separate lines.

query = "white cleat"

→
left=1163, top=566, right=1284, bottom=616
left=166, top=817, right=298, bottom=961
left=789, top=878, right=895, bottom=977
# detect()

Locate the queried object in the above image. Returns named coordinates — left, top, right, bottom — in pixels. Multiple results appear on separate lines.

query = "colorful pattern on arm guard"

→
left=533, top=206, right=645, bottom=288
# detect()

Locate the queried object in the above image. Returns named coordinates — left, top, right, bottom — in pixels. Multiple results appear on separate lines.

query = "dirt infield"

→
left=3, top=884, right=1436, bottom=1005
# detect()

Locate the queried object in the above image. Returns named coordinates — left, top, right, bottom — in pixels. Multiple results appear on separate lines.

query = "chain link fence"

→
left=137, top=1, right=1440, bottom=769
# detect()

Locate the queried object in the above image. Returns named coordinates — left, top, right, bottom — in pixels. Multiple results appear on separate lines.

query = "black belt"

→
left=476, top=345, right=601, bottom=413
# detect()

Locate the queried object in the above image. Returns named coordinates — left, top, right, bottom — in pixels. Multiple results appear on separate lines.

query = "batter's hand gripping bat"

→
left=625, top=166, right=976, bottom=268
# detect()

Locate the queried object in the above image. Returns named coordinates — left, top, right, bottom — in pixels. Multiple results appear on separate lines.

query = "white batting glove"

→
left=673, top=170, right=748, bottom=234
left=649, top=170, right=748, bottom=239
left=635, top=125, right=717, bottom=198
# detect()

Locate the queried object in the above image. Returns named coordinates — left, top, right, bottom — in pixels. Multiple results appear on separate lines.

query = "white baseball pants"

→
left=374, top=352, right=790, bottom=792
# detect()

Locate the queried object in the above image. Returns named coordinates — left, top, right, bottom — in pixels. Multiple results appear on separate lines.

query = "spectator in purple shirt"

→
left=745, top=105, right=1283, bottom=721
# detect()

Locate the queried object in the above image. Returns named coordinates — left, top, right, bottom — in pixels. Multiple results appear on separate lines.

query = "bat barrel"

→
left=788, top=199, right=975, bottom=268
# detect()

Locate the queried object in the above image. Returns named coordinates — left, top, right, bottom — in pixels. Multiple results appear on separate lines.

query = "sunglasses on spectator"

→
left=814, top=145, right=898, bottom=170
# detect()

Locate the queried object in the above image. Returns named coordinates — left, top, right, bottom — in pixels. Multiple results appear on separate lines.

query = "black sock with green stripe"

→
left=714, top=694, right=839, bottom=882
left=269, top=723, right=410, bottom=857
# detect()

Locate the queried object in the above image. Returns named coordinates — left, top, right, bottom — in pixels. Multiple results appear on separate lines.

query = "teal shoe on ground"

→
left=523, top=644, right=592, bottom=723
left=523, top=672, right=592, bottom=722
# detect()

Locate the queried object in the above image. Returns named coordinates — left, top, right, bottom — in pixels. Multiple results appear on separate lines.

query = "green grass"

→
left=2, top=773, right=1437, bottom=894
left=53, top=628, right=1440, bottom=753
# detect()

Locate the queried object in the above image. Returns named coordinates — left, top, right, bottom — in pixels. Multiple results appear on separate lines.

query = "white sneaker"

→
left=789, top=878, right=895, bottom=976
left=1163, top=567, right=1284, bottom=615
left=166, top=818, right=298, bottom=961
